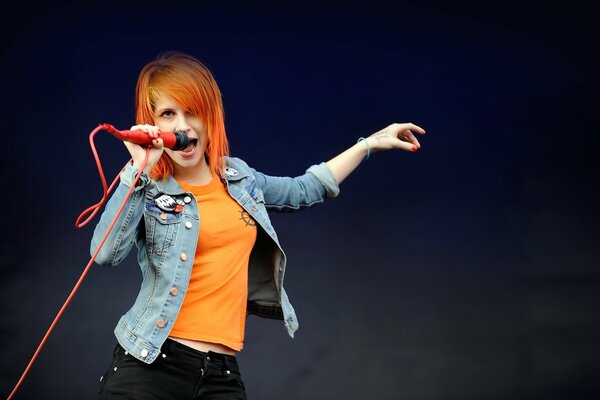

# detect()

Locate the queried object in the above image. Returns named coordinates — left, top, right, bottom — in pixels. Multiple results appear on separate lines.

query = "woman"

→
left=92, top=51, right=425, bottom=399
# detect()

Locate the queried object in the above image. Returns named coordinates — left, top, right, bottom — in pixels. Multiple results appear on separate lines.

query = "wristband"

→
left=357, top=137, right=370, bottom=160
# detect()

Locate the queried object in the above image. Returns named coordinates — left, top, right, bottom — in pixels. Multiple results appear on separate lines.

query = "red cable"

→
left=7, top=125, right=150, bottom=400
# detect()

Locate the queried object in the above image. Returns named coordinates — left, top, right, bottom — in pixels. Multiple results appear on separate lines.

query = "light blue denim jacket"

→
left=90, top=156, right=339, bottom=364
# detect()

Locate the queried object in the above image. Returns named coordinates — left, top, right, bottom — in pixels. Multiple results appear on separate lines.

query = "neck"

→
left=173, top=160, right=213, bottom=185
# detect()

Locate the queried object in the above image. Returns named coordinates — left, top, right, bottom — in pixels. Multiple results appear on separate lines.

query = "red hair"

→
left=135, top=51, right=229, bottom=180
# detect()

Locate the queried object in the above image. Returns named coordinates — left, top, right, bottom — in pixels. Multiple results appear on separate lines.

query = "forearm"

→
left=326, top=122, right=425, bottom=184
left=325, top=139, right=370, bottom=184
left=90, top=164, right=149, bottom=266
left=90, top=183, right=144, bottom=266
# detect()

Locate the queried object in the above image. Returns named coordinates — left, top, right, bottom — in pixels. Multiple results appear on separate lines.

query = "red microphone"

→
left=98, top=123, right=190, bottom=150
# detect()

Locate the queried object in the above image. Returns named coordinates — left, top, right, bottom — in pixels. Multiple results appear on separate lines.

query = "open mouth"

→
left=180, top=138, right=198, bottom=153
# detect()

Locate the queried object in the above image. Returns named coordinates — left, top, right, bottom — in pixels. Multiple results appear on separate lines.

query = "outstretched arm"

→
left=326, top=122, right=426, bottom=184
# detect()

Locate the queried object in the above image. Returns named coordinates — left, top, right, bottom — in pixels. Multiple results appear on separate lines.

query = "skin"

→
left=325, top=122, right=426, bottom=184
left=126, top=94, right=213, bottom=185
left=126, top=95, right=232, bottom=355
left=124, top=94, right=426, bottom=355
left=127, top=94, right=427, bottom=186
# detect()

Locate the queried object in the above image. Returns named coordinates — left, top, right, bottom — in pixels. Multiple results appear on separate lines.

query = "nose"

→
left=175, top=113, right=192, bottom=132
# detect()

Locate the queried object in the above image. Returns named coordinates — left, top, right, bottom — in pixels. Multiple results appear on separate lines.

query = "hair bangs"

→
left=134, top=52, right=229, bottom=181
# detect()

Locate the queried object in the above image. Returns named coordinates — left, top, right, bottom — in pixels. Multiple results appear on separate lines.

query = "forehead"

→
left=153, top=94, right=181, bottom=111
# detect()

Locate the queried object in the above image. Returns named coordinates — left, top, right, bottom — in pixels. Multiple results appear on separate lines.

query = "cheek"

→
left=201, top=126, right=210, bottom=141
left=191, top=119, right=207, bottom=137
left=164, top=148, right=176, bottom=159
left=156, top=122, right=173, bottom=132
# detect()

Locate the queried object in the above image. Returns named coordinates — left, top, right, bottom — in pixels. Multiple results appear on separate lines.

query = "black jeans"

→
left=98, top=339, right=247, bottom=399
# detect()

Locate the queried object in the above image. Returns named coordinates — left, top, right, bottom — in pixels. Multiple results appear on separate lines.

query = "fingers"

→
left=130, top=124, right=160, bottom=135
left=129, top=124, right=164, bottom=148
left=152, top=138, right=164, bottom=150
left=394, top=122, right=425, bottom=151
left=400, top=130, right=421, bottom=149
left=124, top=124, right=165, bottom=170
left=391, top=137, right=419, bottom=152
left=395, top=122, right=426, bottom=135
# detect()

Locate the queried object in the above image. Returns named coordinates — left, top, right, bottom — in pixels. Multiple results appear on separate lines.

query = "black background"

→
left=1, top=1, right=598, bottom=399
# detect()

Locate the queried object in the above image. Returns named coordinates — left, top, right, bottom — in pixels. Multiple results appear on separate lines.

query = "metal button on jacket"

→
left=170, top=287, right=178, bottom=296
left=140, top=349, right=149, bottom=358
left=156, top=319, right=166, bottom=328
left=185, top=221, right=192, bottom=229
left=180, top=253, right=187, bottom=261
left=160, top=213, right=167, bottom=220
left=183, top=196, right=192, bottom=204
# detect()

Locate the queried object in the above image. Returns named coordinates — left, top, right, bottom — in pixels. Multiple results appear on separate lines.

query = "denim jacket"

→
left=90, top=157, right=339, bottom=364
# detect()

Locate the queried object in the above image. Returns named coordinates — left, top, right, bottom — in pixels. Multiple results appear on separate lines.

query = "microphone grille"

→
left=172, top=130, right=190, bottom=150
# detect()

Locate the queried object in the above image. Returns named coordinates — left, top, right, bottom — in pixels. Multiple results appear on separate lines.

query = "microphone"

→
left=98, top=123, right=190, bottom=151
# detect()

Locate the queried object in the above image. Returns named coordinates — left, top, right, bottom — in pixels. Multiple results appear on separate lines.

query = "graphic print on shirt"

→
left=239, top=210, right=256, bottom=227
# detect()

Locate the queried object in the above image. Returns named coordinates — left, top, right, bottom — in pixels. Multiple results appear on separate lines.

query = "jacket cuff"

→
left=307, top=162, right=340, bottom=198
left=120, top=163, right=151, bottom=191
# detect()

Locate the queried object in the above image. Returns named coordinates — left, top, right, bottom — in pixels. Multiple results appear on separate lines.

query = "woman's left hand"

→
left=366, top=122, right=426, bottom=153
left=326, top=122, right=427, bottom=184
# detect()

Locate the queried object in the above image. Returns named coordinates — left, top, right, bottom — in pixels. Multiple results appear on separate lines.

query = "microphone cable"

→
left=7, top=124, right=151, bottom=400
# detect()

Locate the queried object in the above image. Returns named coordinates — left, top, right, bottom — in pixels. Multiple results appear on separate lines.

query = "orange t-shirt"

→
left=169, top=173, right=257, bottom=351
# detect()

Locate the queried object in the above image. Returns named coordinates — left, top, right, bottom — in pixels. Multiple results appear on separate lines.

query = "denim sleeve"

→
left=89, top=163, right=150, bottom=266
left=251, top=162, right=340, bottom=212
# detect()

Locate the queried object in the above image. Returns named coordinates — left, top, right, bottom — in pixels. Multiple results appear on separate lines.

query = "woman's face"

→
left=153, top=95, right=209, bottom=171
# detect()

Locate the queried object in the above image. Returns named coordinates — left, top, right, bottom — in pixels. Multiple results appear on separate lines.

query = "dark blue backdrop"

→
left=2, top=1, right=598, bottom=399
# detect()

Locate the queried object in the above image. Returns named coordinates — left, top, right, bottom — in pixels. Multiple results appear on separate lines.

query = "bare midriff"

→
left=169, top=336, right=237, bottom=356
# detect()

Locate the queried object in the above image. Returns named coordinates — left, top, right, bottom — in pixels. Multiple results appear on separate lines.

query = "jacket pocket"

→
left=143, top=201, right=181, bottom=256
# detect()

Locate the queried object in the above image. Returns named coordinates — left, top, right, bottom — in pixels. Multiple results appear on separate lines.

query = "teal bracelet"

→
left=357, top=137, right=370, bottom=160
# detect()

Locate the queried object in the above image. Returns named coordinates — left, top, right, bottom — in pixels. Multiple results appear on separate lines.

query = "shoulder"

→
left=223, top=156, right=257, bottom=181
left=224, top=156, right=251, bottom=171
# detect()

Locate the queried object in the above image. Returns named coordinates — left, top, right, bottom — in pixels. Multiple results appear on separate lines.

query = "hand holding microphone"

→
left=99, top=123, right=189, bottom=172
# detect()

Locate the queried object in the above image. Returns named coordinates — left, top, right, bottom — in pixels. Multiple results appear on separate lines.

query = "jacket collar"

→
left=154, top=176, right=186, bottom=196
left=153, top=157, right=249, bottom=194
left=222, top=156, right=249, bottom=181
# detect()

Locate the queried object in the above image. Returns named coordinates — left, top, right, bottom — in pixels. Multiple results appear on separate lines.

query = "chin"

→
left=166, top=144, right=207, bottom=170
left=173, top=155, right=203, bottom=169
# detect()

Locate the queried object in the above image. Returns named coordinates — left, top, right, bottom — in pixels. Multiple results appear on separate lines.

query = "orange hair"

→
left=135, top=51, right=229, bottom=180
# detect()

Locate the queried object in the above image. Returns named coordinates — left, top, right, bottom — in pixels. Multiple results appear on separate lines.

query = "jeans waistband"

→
left=160, top=338, right=239, bottom=369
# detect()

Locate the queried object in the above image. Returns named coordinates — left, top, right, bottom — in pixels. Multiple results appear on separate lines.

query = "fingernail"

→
left=412, top=145, right=417, bottom=151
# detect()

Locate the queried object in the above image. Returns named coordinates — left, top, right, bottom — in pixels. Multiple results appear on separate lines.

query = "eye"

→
left=160, top=110, right=175, bottom=118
